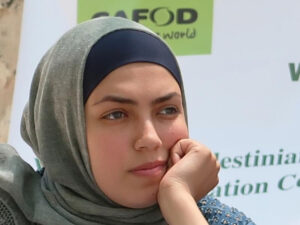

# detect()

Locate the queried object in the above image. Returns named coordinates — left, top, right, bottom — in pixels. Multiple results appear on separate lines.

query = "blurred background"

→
left=0, top=0, right=23, bottom=143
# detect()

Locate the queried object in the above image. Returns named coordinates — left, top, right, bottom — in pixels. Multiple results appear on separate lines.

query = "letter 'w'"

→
left=289, top=63, right=300, bottom=81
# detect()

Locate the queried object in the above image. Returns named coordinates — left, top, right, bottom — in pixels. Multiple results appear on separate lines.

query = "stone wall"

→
left=0, top=0, right=23, bottom=143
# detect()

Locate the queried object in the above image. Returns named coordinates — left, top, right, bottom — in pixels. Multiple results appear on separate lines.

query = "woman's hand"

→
left=157, top=139, right=220, bottom=225
left=161, top=139, right=220, bottom=200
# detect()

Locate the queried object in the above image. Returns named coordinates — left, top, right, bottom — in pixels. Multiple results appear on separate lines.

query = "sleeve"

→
left=197, top=195, right=256, bottom=225
left=0, top=187, right=32, bottom=225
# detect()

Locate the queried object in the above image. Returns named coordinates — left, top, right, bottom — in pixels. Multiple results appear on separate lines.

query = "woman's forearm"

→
left=158, top=185, right=208, bottom=225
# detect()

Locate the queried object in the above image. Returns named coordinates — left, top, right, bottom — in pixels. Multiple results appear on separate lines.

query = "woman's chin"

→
left=119, top=194, right=159, bottom=209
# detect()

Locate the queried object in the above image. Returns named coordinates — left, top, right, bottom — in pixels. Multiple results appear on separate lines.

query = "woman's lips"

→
left=130, top=160, right=167, bottom=176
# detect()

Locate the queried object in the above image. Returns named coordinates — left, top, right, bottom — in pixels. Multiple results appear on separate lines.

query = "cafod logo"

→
left=77, top=0, right=214, bottom=56
left=92, top=8, right=198, bottom=27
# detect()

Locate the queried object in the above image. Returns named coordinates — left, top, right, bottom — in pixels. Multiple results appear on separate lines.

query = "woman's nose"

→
left=134, top=120, right=162, bottom=151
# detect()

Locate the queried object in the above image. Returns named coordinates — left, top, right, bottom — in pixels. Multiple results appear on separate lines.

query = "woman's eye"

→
left=158, top=106, right=178, bottom=116
left=102, top=111, right=126, bottom=120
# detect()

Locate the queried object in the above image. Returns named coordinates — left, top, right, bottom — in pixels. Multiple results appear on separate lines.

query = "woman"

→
left=0, top=17, right=255, bottom=225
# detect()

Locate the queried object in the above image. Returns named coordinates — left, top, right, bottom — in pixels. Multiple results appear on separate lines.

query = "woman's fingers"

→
left=170, top=140, right=186, bottom=165
left=163, top=139, right=220, bottom=201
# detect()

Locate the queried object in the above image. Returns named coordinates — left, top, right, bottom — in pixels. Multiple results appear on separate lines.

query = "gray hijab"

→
left=0, top=17, right=187, bottom=225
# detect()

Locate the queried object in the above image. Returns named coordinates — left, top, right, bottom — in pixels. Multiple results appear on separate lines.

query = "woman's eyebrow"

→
left=93, top=92, right=181, bottom=106
left=151, top=92, right=181, bottom=105
left=94, top=96, right=137, bottom=105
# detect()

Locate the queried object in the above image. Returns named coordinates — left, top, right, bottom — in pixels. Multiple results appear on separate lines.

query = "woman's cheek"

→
left=161, top=120, right=189, bottom=149
left=97, top=132, right=130, bottom=154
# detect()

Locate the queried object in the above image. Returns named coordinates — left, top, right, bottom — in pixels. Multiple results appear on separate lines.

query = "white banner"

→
left=9, top=1, right=300, bottom=224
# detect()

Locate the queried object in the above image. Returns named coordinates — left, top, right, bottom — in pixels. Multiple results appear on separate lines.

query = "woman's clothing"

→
left=83, top=29, right=182, bottom=103
left=0, top=17, right=255, bottom=225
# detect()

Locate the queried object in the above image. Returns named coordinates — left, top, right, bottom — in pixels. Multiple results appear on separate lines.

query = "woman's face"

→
left=85, top=62, right=188, bottom=208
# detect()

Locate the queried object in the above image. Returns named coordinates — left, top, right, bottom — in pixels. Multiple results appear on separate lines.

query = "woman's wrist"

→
left=158, top=183, right=208, bottom=225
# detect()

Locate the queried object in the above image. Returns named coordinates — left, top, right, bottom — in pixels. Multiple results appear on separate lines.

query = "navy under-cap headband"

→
left=83, top=29, right=182, bottom=103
